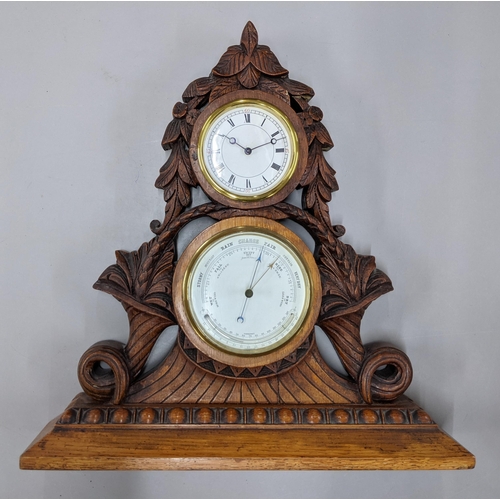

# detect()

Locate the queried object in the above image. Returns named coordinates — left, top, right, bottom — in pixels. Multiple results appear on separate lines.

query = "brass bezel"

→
left=197, top=98, right=300, bottom=202
left=182, top=224, right=312, bottom=356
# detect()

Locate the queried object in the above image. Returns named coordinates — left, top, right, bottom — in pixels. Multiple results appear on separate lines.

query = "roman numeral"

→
left=215, top=163, right=225, bottom=176
left=271, top=163, right=281, bottom=171
left=227, top=118, right=235, bottom=127
left=262, top=176, right=268, bottom=183
left=271, top=131, right=279, bottom=137
left=246, top=179, right=251, bottom=188
left=275, top=148, right=284, bottom=153
left=245, top=113, right=251, bottom=123
left=261, top=118, right=267, bottom=126
left=228, top=174, right=236, bottom=185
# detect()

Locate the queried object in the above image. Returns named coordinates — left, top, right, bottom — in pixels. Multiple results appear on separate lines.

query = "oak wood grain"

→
left=20, top=420, right=475, bottom=470
left=20, top=22, right=475, bottom=472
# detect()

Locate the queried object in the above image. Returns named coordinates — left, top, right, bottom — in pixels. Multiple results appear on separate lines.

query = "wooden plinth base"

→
left=20, top=395, right=474, bottom=470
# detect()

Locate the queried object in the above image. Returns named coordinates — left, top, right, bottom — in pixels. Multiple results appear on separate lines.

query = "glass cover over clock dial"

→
left=184, top=226, right=311, bottom=355
left=198, top=99, right=299, bottom=201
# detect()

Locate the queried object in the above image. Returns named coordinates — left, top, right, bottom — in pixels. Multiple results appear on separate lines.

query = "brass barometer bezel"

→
left=173, top=217, right=322, bottom=368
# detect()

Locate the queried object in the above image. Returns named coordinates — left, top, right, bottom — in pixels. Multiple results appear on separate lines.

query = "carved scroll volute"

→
left=77, top=340, right=130, bottom=405
left=77, top=236, right=177, bottom=403
left=358, top=342, right=413, bottom=404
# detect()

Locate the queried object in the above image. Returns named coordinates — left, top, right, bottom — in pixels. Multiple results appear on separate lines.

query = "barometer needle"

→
left=237, top=247, right=264, bottom=323
left=250, top=256, right=280, bottom=291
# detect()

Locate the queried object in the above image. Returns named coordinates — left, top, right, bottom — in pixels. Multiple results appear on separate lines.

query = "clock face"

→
left=197, top=99, right=299, bottom=201
left=182, top=224, right=311, bottom=356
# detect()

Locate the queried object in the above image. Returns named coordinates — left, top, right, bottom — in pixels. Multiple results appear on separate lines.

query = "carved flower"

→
left=161, top=102, right=199, bottom=150
left=212, top=21, right=288, bottom=89
left=185, top=108, right=200, bottom=126
left=172, top=101, right=187, bottom=119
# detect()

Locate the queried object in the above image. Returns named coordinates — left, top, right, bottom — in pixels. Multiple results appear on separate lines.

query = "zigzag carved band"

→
left=179, top=330, right=313, bottom=379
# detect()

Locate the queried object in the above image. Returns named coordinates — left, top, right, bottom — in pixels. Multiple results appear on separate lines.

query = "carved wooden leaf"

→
left=258, top=78, right=290, bottom=104
left=238, top=64, right=261, bottom=88
left=212, top=45, right=248, bottom=77
left=299, top=140, right=321, bottom=187
left=319, top=243, right=393, bottom=320
left=176, top=144, right=197, bottom=186
left=240, top=21, right=258, bottom=56
left=155, top=142, right=196, bottom=190
left=177, top=121, right=188, bottom=144
left=319, top=245, right=351, bottom=299
left=164, top=175, right=191, bottom=207
left=100, top=253, right=131, bottom=292
left=142, top=241, right=176, bottom=314
left=182, top=76, right=216, bottom=101
left=161, top=119, right=181, bottom=151
left=94, top=238, right=176, bottom=320
left=95, top=246, right=147, bottom=300
left=154, top=142, right=194, bottom=232
left=165, top=186, right=188, bottom=223
left=155, top=154, right=177, bottom=189
left=303, top=182, right=318, bottom=210
left=209, top=77, right=241, bottom=102
left=312, top=121, right=334, bottom=150
left=135, top=240, right=158, bottom=296
left=251, top=45, right=288, bottom=76
left=291, top=95, right=311, bottom=111
left=300, top=139, right=339, bottom=228
left=316, top=176, right=333, bottom=202
left=280, top=78, right=315, bottom=100
left=318, top=153, right=339, bottom=192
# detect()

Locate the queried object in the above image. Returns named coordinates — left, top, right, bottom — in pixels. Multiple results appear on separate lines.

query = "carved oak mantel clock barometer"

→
left=21, top=22, right=474, bottom=470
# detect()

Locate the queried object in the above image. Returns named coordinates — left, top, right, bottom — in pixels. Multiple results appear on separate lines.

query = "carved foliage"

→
left=80, top=23, right=413, bottom=407
left=318, top=242, right=393, bottom=321
left=94, top=239, right=176, bottom=321
left=152, top=21, right=338, bottom=234
left=212, top=21, right=288, bottom=88
left=299, top=106, right=340, bottom=230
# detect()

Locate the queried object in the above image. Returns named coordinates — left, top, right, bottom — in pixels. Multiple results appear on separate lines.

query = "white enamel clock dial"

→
left=184, top=226, right=311, bottom=355
left=198, top=99, right=299, bottom=201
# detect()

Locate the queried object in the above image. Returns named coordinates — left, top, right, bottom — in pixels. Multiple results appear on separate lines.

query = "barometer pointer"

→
left=237, top=247, right=264, bottom=323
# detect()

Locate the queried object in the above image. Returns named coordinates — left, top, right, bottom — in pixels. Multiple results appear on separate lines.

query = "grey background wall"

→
left=1, top=2, right=499, bottom=498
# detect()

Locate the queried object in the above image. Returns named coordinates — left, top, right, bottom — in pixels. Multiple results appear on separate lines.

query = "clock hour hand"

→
left=227, top=136, right=252, bottom=156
